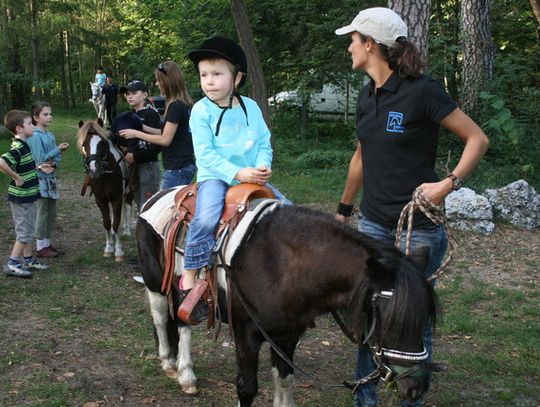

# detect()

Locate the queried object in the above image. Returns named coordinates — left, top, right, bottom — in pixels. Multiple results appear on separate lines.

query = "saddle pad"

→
left=140, top=189, right=280, bottom=265
left=139, top=186, right=188, bottom=239
left=221, top=199, right=280, bottom=266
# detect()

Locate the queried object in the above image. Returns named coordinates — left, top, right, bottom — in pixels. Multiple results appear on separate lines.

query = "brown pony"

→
left=76, top=120, right=131, bottom=260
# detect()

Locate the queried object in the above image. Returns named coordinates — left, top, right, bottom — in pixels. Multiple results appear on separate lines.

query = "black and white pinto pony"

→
left=137, top=192, right=438, bottom=406
left=89, top=82, right=107, bottom=126
left=77, top=120, right=131, bottom=261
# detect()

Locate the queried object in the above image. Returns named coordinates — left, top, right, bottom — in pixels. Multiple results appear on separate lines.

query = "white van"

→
left=269, top=83, right=358, bottom=116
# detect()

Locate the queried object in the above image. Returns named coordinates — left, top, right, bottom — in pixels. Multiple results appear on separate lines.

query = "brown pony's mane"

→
left=76, top=120, right=110, bottom=154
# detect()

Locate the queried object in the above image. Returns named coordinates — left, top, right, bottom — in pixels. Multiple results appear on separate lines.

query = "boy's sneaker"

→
left=25, top=259, right=50, bottom=271
left=3, top=262, right=33, bottom=278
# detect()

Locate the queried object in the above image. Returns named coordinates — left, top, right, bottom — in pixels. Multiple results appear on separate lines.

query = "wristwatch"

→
left=446, top=173, right=462, bottom=190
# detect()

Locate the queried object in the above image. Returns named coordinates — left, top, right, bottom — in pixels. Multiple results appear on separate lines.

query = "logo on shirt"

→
left=386, top=111, right=405, bottom=133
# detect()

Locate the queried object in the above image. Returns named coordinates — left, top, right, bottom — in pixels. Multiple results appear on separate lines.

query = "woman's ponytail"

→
left=385, top=38, right=425, bottom=78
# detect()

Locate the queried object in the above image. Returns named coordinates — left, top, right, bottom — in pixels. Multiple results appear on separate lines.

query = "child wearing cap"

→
left=117, top=80, right=161, bottom=211
left=0, top=110, right=50, bottom=278
left=334, top=7, right=489, bottom=407
left=173, top=36, right=289, bottom=324
left=119, top=61, right=195, bottom=189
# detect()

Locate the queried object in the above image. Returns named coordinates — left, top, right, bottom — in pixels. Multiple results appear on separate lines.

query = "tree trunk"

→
left=460, top=0, right=495, bottom=117
left=388, top=0, right=431, bottom=65
left=59, top=31, right=68, bottom=109
left=530, top=0, right=540, bottom=24
left=66, top=31, right=76, bottom=109
left=230, top=0, right=271, bottom=128
left=30, top=0, right=41, bottom=98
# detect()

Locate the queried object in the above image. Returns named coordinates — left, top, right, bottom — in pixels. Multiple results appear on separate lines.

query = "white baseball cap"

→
left=335, top=7, right=408, bottom=47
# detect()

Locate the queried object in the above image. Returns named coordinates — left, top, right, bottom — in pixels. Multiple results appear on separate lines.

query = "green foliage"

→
left=479, top=91, right=522, bottom=146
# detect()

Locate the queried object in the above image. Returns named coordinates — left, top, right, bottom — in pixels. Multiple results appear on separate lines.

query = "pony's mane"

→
left=273, top=206, right=436, bottom=345
left=76, top=121, right=110, bottom=154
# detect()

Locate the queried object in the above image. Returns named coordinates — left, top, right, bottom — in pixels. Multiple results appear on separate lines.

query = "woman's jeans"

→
left=160, top=164, right=196, bottom=190
left=354, top=214, right=447, bottom=407
left=183, top=179, right=290, bottom=270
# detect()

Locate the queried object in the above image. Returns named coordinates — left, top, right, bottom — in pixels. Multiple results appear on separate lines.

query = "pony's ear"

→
left=407, top=246, right=430, bottom=273
left=78, top=120, right=84, bottom=128
left=97, top=118, right=104, bottom=128
left=366, top=256, right=394, bottom=284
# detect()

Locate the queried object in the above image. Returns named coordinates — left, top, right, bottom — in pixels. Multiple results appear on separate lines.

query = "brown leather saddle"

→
left=160, top=183, right=275, bottom=325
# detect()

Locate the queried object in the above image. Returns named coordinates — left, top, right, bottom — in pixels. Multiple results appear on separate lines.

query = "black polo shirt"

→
left=356, top=73, right=457, bottom=228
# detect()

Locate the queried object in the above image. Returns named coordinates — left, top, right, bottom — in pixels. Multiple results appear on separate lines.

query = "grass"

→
left=0, top=109, right=538, bottom=406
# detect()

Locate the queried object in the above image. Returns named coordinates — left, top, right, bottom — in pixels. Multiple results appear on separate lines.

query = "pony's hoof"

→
left=181, top=384, right=198, bottom=394
left=103, top=252, right=113, bottom=258
left=115, top=256, right=124, bottom=262
left=165, top=369, right=178, bottom=379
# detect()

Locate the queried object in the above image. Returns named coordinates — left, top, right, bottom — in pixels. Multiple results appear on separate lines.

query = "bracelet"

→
left=337, top=202, right=354, bottom=217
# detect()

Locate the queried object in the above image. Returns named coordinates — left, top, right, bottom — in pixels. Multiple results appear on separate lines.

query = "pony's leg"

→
left=235, top=322, right=264, bottom=407
left=103, top=230, right=114, bottom=257
left=146, top=289, right=177, bottom=373
left=95, top=198, right=114, bottom=257
left=176, top=324, right=197, bottom=394
left=111, top=199, right=124, bottom=261
left=271, top=342, right=297, bottom=407
left=121, top=200, right=132, bottom=237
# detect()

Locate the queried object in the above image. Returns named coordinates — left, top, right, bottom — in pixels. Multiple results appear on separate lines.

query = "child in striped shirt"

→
left=0, top=110, right=49, bottom=278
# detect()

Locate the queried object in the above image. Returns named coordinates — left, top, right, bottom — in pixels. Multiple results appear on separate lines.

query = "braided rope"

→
left=395, top=188, right=456, bottom=281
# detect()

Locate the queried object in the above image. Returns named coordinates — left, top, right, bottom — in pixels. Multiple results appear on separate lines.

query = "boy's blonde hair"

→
left=4, top=110, right=31, bottom=135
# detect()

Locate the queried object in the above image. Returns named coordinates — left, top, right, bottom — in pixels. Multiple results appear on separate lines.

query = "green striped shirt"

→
left=1, top=138, right=40, bottom=203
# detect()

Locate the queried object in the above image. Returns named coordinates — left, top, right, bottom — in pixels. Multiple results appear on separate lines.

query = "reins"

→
left=395, top=187, right=456, bottom=281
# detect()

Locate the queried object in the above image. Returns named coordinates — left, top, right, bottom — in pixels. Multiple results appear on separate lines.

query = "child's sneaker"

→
left=25, top=259, right=50, bottom=271
left=3, top=262, right=32, bottom=278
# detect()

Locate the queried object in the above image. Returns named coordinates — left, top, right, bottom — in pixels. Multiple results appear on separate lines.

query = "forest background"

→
left=0, top=0, right=539, bottom=191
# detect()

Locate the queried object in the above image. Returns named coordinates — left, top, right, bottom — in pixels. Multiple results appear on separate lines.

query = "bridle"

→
left=82, top=134, right=123, bottom=177
left=349, top=290, right=432, bottom=393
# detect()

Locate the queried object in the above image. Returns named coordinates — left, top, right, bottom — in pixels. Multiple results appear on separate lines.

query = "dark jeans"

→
left=106, top=103, right=117, bottom=126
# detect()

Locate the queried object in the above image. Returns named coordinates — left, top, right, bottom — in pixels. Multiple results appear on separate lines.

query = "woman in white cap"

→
left=334, top=7, right=489, bottom=407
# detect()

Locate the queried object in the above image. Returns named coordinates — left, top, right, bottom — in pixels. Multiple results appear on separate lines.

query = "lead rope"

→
left=395, top=187, right=456, bottom=282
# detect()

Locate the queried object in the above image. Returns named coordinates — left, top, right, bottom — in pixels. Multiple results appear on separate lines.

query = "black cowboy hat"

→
left=188, top=36, right=248, bottom=88
left=110, top=111, right=143, bottom=134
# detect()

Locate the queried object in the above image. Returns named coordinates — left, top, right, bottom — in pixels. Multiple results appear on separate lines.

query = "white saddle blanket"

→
left=139, top=186, right=187, bottom=239
left=139, top=187, right=280, bottom=266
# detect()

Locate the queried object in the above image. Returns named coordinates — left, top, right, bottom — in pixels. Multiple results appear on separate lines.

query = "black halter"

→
left=347, top=290, right=432, bottom=393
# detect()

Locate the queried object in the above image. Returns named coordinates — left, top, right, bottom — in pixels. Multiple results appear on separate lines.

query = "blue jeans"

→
left=160, top=164, right=196, bottom=190
left=354, top=214, right=447, bottom=407
left=184, top=179, right=290, bottom=270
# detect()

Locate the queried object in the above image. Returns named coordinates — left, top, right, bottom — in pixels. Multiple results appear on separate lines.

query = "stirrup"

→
left=177, top=279, right=209, bottom=325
